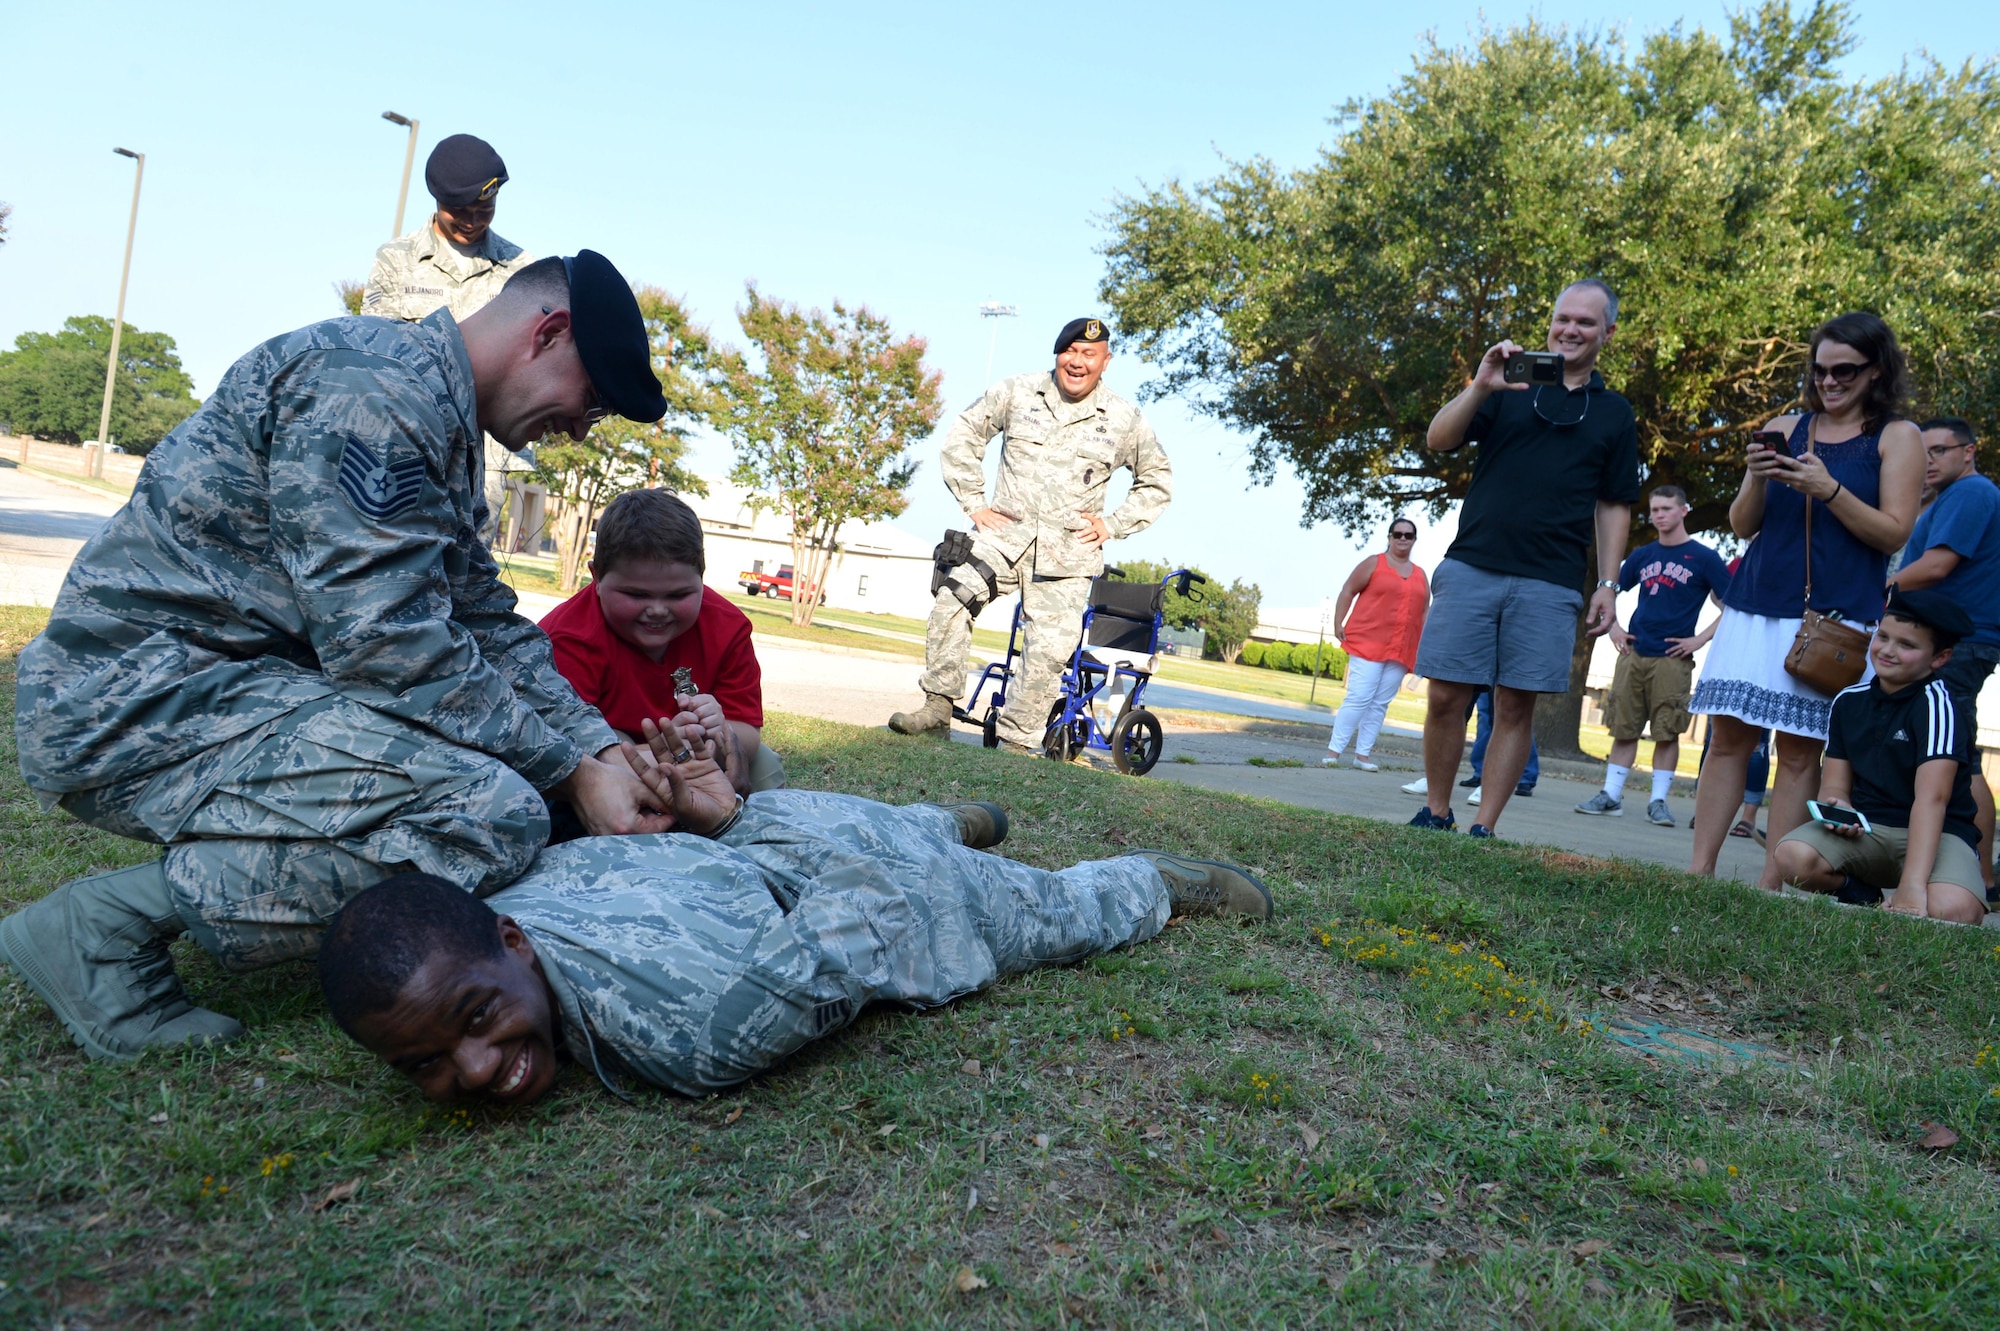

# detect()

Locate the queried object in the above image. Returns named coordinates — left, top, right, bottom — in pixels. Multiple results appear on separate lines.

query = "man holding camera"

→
left=1410, top=279, right=1641, bottom=837
left=887, top=318, right=1172, bottom=754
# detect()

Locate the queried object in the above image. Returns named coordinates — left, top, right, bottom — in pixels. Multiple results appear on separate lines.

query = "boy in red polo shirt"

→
left=542, top=489, right=785, bottom=794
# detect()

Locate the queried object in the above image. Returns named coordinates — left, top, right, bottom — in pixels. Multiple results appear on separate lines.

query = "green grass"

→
left=6, top=602, right=2000, bottom=1326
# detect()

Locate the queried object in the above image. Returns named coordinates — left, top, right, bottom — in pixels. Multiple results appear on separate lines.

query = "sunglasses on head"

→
left=1810, top=360, right=1871, bottom=384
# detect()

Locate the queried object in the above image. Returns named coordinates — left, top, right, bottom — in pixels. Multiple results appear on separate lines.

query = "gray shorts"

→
left=1414, top=558, right=1584, bottom=693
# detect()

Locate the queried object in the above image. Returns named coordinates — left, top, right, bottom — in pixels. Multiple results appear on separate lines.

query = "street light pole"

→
left=382, top=111, right=419, bottom=238
left=978, top=301, right=1018, bottom=385
left=1308, top=597, right=1331, bottom=705
left=94, top=147, right=144, bottom=478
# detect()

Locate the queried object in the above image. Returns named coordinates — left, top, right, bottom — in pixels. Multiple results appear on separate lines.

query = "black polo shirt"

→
left=1826, top=673, right=1979, bottom=847
left=1443, top=371, right=1642, bottom=590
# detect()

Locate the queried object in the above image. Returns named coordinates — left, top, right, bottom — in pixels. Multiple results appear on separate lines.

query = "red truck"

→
left=736, top=564, right=822, bottom=603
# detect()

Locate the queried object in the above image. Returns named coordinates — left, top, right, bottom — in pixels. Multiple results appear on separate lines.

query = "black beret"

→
left=1883, top=586, right=1974, bottom=648
left=1053, top=317, right=1110, bottom=354
left=563, top=250, right=666, bottom=423
left=425, top=134, right=509, bottom=208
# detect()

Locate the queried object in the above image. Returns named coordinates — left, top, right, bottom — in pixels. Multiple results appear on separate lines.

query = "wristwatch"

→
left=1596, top=580, right=1619, bottom=590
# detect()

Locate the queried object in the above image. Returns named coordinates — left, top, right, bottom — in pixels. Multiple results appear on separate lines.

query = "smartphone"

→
left=1806, top=800, right=1872, bottom=833
left=1750, top=429, right=1787, bottom=454
left=1503, top=350, right=1565, bottom=385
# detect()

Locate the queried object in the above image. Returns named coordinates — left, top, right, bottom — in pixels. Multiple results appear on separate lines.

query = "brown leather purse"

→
left=1782, top=417, right=1871, bottom=694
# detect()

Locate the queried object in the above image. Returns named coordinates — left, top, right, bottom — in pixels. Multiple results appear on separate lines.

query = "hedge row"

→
left=1238, top=639, right=1347, bottom=680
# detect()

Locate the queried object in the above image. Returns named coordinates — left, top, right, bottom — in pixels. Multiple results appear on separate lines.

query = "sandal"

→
left=1728, top=820, right=1756, bottom=839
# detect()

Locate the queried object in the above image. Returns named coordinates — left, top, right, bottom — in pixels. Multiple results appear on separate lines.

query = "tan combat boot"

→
left=1131, top=850, right=1274, bottom=922
left=888, top=693, right=955, bottom=737
left=0, top=860, right=244, bottom=1060
left=935, top=801, right=1009, bottom=849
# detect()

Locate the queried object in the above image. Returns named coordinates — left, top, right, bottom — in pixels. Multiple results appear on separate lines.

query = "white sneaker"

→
left=1468, top=786, right=1482, bottom=807
left=1352, top=756, right=1379, bottom=772
left=1400, top=775, right=1428, bottom=795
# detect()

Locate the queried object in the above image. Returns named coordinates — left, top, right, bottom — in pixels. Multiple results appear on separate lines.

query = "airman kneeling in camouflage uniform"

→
left=318, top=716, right=1273, bottom=1104
left=889, top=318, right=1172, bottom=753
left=4, top=251, right=675, bottom=1062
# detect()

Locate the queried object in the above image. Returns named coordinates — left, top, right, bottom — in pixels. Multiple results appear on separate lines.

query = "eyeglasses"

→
left=1810, top=360, right=1871, bottom=384
left=1389, top=530, right=1417, bottom=540
left=1926, top=441, right=1973, bottom=460
left=1532, top=385, right=1590, bottom=428
left=540, top=301, right=608, bottom=421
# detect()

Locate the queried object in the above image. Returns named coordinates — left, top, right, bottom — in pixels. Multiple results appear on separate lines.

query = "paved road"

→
left=0, top=463, right=126, bottom=607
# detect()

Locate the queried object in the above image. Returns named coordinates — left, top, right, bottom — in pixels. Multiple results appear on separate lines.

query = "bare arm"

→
left=1767, top=419, right=1922, bottom=555
left=1331, top=556, right=1376, bottom=640
left=1730, top=414, right=1797, bottom=540
left=1426, top=341, right=1525, bottom=451
left=1890, top=546, right=1962, bottom=591
left=1584, top=501, right=1630, bottom=636
left=1894, top=759, right=1959, bottom=897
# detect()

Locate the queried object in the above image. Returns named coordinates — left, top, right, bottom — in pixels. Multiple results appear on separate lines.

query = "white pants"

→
left=1327, top=654, right=1406, bottom=757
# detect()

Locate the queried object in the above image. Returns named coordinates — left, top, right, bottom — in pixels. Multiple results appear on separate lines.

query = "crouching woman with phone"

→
left=1772, top=591, right=1985, bottom=923
left=1689, top=312, right=1922, bottom=889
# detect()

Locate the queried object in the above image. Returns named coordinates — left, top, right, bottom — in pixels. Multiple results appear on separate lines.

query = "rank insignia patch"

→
left=338, top=436, right=426, bottom=521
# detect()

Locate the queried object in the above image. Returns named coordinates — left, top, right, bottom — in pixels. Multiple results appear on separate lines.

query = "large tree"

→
left=1099, top=1, right=2000, bottom=753
left=712, top=288, right=942, bottom=628
left=0, top=315, right=200, bottom=452
left=534, top=286, right=714, bottom=592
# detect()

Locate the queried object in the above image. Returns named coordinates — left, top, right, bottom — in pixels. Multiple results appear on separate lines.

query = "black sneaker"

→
left=1458, top=775, right=1481, bottom=789
left=1468, top=824, right=1495, bottom=840
left=1409, top=807, right=1457, bottom=832
left=1834, top=875, right=1882, bottom=907
left=1514, top=784, right=1534, bottom=797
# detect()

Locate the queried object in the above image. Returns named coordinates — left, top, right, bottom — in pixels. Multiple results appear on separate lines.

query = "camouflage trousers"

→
left=60, top=695, right=548, bottom=972
left=513, top=790, right=1171, bottom=1097
left=918, top=535, right=1092, bottom=748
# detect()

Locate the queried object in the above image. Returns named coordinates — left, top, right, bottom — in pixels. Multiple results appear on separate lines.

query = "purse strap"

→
left=1800, top=413, right=1816, bottom=617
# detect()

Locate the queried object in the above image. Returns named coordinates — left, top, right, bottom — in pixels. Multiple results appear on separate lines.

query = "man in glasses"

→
left=6, top=251, right=673, bottom=1061
left=363, top=133, right=539, bottom=546
left=1406, top=279, right=1641, bottom=838
left=1889, top=417, right=1999, bottom=895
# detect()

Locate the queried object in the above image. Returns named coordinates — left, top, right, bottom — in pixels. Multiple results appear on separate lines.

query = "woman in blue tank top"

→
left=1690, top=312, right=1922, bottom=890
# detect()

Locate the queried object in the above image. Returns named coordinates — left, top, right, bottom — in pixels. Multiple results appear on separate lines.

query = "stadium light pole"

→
left=93, top=147, right=144, bottom=478
left=382, top=111, right=420, bottom=238
left=979, top=301, right=1018, bottom=385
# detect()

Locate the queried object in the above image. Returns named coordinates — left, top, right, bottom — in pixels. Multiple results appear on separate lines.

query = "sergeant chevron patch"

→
left=337, top=436, right=426, bottom=520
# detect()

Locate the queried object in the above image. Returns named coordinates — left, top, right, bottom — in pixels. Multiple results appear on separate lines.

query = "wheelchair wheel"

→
left=1110, top=708, right=1164, bottom=776
left=1043, top=701, right=1081, bottom=762
left=981, top=706, right=999, bottom=749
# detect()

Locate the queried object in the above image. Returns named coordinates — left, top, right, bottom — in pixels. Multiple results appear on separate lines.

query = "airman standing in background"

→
left=363, top=133, right=536, bottom=544
left=888, top=318, right=1172, bottom=753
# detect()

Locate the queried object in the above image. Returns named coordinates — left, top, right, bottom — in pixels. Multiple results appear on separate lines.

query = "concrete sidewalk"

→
left=752, top=633, right=1769, bottom=884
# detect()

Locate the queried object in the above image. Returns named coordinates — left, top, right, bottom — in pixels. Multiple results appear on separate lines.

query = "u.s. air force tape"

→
left=337, top=436, right=426, bottom=521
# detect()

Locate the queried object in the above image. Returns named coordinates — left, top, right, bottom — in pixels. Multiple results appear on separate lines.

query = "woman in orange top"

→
left=1325, top=519, right=1430, bottom=770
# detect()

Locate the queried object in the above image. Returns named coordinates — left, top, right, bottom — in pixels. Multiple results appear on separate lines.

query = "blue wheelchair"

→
left=953, top=567, right=1205, bottom=775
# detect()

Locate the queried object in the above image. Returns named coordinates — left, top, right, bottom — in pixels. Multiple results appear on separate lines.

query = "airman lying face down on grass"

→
left=321, top=719, right=1275, bottom=1105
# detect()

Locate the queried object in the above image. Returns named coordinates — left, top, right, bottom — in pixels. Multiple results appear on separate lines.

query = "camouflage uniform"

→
left=922, top=373, right=1172, bottom=747
left=362, top=223, right=536, bottom=544
left=14, top=308, right=615, bottom=970
left=495, top=790, right=1171, bottom=1096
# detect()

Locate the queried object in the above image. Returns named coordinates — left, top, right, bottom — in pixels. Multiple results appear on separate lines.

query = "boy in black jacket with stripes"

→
left=1774, top=589, right=1986, bottom=923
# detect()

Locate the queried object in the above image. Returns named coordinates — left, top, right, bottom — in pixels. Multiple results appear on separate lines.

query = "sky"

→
left=4, top=1, right=1997, bottom=608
